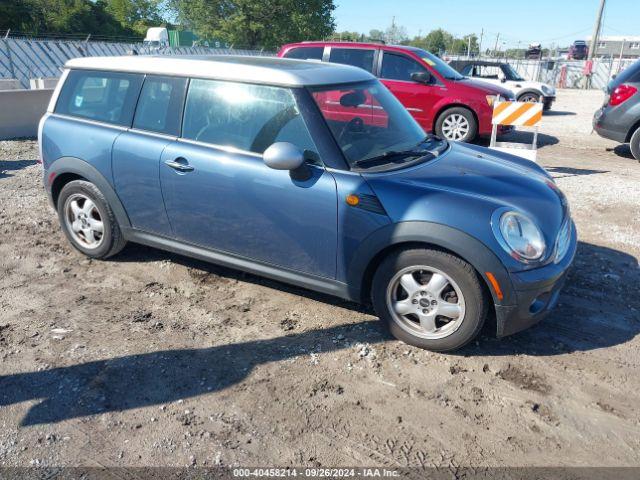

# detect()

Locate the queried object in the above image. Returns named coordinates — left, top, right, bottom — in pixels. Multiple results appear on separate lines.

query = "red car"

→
left=278, top=42, right=515, bottom=142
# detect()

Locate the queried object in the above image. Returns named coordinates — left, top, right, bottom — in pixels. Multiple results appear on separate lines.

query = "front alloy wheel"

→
left=387, top=266, right=466, bottom=340
left=372, top=248, right=488, bottom=351
left=441, top=114, right=470, bottom=141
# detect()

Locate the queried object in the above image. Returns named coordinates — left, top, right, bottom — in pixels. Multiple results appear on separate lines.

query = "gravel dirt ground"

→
left=0, top=89, right=639, bottom=470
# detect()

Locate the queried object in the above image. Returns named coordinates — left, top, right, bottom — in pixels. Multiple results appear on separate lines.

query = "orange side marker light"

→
left=485, top=272, right=504, bottom=301
left=346, top=194, right=360, bottom=206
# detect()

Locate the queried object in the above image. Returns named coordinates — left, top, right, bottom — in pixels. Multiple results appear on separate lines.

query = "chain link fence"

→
left=0, top=37, right=275, bottom=89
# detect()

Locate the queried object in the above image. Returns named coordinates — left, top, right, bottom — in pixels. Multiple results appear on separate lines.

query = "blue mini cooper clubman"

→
left=39, top=55, right=576, bottom=351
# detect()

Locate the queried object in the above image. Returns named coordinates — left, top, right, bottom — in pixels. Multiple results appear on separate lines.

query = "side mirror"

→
left=263, top=142, right=312, bottom=181
left=500, top=77, right=507, bottom=83
left=411, top=71, right=432, bottom=85
left=263, top=142, right=304, bottom=171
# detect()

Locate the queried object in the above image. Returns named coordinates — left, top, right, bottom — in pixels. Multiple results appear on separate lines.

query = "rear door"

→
left=112, top=75, right=188, bottom=236
left=378, top=51, right=442, bottom=131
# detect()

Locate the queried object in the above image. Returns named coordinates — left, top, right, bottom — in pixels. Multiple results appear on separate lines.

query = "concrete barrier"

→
left=29, top=77, right=60, bottom=89
left=0, top=79, right=22, bottom=90
left=0, top=88, right=53, bottom=140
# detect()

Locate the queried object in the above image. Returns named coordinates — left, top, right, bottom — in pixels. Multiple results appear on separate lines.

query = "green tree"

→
left=0, top=0, right=142, bottom=38
left=104, top=0, right=165, bottom=35
left=169, top=0, right=335, bottom=49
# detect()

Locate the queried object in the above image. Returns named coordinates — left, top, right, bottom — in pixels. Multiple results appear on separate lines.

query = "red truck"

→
left=278, top=41, right=514, bottom=142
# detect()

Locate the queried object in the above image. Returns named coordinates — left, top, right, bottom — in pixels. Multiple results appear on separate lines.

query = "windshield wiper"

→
left=353, top=137, right=445, bottom=169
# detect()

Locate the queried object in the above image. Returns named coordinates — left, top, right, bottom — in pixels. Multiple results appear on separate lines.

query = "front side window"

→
left=133, top=76, right=188, bottom=136
left=56, top=70, right=143, bottom=126
left=329, top=48, right=375, bottom=73
left=182, top=79, right=317, bottom=155
left=283, top=47, right=324, bottom=61
left=310, top=80, right=445, bottom=170
left=380, top=52, right=428, bottom=82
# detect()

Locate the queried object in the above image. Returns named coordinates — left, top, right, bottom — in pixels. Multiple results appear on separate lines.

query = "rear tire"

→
left=630, top=127, right=640, bottom=161
left=434, top=107, right=477, bottom=143
left=371, top=248, right=488, bottom=352
left=57, top=180, right=127, bottom=259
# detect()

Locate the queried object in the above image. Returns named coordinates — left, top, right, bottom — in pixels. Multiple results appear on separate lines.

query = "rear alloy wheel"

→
left=630, top=127, right=640, bottom=162
left=57, top=180, right=126, bottom=259
left=518, top=92, right=541, bottom=103
left=435, top=107, right=477, bottom=143
left=372, top=248, right=488, bottom=351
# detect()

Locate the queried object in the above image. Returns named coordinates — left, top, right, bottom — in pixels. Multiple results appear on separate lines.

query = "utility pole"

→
left=467, top=35, right=472, bottom=58
left=493, top=33, right=500, bottom=57
left=587, top=0, right=606, bottom=62
left=478, top=28, right=484, bottom=58
left=586, top=0, right=606, bottom=88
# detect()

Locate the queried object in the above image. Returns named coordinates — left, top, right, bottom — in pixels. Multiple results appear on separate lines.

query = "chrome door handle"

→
left=165, top=158, right=194, bottom=172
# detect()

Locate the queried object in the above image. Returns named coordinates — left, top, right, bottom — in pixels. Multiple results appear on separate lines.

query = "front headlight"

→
left=493, top=210, right=546, bottom=262
left=541, top=84, right=555, bottom=96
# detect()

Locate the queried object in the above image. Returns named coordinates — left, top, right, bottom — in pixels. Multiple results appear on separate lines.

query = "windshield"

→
left=503, top=64, right=524, bottom=81
left=409, top=48, right=464, bottom=80
left=309, top=80, right=445, bottom=169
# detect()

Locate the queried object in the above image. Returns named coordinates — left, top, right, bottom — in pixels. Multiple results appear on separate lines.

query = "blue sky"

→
left=334, top=0, right=640, bottom=48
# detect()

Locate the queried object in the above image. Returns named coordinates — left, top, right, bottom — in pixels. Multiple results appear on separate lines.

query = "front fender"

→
left=347, top=221, right=515, bottom=306
left=46, top=156, right=131, bottom=229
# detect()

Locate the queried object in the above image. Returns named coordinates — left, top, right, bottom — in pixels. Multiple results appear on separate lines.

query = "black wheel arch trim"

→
left=517, top=89, right=543, bottom=99
left=46, top=156, right=131, bottom=228
left=346, top=221, right=515, bottom=305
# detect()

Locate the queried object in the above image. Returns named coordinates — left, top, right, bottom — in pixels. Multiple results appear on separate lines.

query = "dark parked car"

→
left=568, top=40, right=589, bottom=60
left=525, top=43, right=542, bottom=60
left=593, top=58, right=640, bottom=161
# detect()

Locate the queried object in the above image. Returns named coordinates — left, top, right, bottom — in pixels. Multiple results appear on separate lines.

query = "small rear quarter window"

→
left=55, top=70, right=143, bottom=126
left=282, top=47, right=324, bottom=61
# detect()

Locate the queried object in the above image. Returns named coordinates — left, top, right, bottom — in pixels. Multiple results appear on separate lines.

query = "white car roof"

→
left=64, top=55, right=375, bottom=87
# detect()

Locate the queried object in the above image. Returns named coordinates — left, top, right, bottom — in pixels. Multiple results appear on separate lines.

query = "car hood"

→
left=458, top=77, right=513, bottom=97
left=362, top=142, right=568, bottom=259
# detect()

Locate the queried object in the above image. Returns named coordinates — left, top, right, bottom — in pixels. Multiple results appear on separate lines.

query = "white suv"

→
left=451, top=60, right=556, bottom=111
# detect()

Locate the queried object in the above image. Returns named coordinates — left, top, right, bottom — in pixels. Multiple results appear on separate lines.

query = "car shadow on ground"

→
left=542, top=110, right=577, bottom=117
left=2, top=242, right=638, bottom=426
left=0, top=159, right=38, bottom=179
left=612, top=144, right=638, bottom=162
left=475, top=131, right=559, bottom=149
left=545, top=166, right=610, bottom=178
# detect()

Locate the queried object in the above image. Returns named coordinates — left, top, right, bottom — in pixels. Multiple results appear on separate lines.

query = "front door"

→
left=378, top=51, right=444, bottom=132
left=160, top=78, right=338, bottom=279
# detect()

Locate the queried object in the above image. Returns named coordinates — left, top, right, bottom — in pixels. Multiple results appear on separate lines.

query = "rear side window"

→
left=182, top=79, right=317, bottom=155
left=329, top=48, right=375, bottom=73
left=613, top=60, right=640, bottom=86
left=380, top=52, right=428, bottom=82
left=283, top=47, right=324, bottom=61
left=133, top=75, right=188, bottom=136
left=56, top=70, right=143, bottom=126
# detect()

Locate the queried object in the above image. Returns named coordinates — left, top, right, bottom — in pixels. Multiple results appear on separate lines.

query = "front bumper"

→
left=542, top=96, right=555, bottom=110
left=495, top=221, right=577, bottom=337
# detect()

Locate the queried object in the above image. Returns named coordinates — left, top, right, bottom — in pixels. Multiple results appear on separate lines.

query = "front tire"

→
left=518, top=92, right=541, bottom=103
left=57, top=180, right=126, bottom=259
left=434, top=107, right=477, bottom=143
left=371, top=248, right=488, bottom=352
left=630, top=127, right=640, bottom=161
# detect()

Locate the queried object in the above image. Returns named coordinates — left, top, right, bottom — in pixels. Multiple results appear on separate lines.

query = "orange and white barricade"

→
left=489, top=100, right=543, bottom=162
